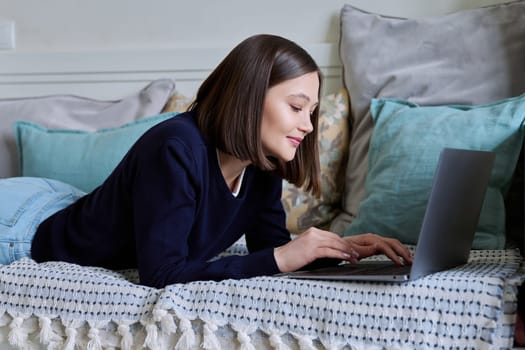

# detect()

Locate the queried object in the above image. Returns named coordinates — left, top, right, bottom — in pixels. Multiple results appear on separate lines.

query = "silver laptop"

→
left=279, top=148, right=496, bottom=282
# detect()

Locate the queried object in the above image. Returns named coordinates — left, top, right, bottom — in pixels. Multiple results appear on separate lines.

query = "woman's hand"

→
left=344, top=233, right=413, bottom=266
left=273, top=229, right=413, bottom=273
left=273, top=227, right=359, bottom=273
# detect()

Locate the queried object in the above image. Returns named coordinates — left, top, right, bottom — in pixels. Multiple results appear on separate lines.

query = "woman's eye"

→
left=290, top=105, right=302, bottom=112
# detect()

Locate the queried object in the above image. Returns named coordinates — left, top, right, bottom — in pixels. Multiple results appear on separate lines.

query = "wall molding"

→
left=0, top=44, right=342, bottom=99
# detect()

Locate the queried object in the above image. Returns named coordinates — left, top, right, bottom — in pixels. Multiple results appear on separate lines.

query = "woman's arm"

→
left=131, top=136, right=285, bottom=287
left=243, top=174, right=411, bottom=274
left=244, top=176, right=291, bottom=253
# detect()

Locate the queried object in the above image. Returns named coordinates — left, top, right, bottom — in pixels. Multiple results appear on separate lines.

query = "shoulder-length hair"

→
left=188, top=34, right=322, bottom=196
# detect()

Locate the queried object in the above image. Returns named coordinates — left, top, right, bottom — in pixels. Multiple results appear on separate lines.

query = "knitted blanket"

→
left=0, top=244, right=523, bottom=350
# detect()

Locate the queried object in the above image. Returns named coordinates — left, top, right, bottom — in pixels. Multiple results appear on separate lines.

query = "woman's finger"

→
left=302, top=228, right=360, bottom=257
left=345, top=234, right=413, bottom=265
left=386, top=238, right=413, bottom=264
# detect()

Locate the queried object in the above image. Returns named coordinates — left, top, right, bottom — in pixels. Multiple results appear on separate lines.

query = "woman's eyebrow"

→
left=288, top=93, right=315, bottom=103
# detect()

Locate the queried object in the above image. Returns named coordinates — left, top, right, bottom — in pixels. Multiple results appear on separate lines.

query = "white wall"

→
left=0, top=0, right=511, bottom=52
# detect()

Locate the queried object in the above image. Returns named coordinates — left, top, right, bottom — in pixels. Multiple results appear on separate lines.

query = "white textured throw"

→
left=0, top=243, right=523, bottom=350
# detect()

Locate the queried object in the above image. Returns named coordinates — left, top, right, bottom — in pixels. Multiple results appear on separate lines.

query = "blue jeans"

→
left=0, top=177, right=85, bottom=264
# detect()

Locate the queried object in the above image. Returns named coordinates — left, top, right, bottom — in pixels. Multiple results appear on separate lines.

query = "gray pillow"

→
left=331, top=2, right=525, bottom=235
left=0, top=79, right=176, bottom=178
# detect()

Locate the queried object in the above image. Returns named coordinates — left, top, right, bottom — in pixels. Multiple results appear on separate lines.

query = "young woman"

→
left=0, top=34, right=411, bottom=288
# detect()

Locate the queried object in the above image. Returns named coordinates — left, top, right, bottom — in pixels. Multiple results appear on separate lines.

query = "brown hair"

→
left=188, top=34, right=322, bottom=196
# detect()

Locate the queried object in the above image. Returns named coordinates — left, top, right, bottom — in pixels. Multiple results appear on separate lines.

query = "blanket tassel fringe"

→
left=232, top=325, right=256, bottom=350
left=8, top=316, right=28, bottom=348
left=87, top=322, right=104, bottom=350
left=3, top=312, right=329, bottom=350
left=202, top=320, right=221, bottom=350
left=60, top=320, right=84, bottom=350
left=292, top=333, right=317, bottom=350
left=269, top=331, right=291, bottom=350
left=38, top=316, right=53, bottom=346
left=142, top=319, right=160, bottom=350
left=175, top=315, right=196, bottom=349
left=154, top=308, right=177, bottom=335
left=117, top=323, right=133, bottom=350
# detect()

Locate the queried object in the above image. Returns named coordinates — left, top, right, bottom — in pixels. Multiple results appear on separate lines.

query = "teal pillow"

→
left=14, top=112, right=178, bottom=193
left=343, top=95, right=525, bottom=249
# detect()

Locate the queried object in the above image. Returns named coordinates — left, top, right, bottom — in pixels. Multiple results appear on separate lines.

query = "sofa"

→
left=1, top=2, right=525, bottom=349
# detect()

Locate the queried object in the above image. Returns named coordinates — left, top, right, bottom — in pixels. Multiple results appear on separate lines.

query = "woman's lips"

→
left=287, top=136, right=303, bottom=147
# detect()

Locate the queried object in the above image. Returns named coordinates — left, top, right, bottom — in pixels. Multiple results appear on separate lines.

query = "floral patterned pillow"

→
left=281, top=89, right=350, bottom=233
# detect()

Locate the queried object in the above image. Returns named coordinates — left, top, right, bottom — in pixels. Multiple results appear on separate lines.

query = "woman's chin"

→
left=280, top=149, right=298, bottom=162
left=265, top=148, right=297, bottom=163
left=280, top=155, right=296, bottom=163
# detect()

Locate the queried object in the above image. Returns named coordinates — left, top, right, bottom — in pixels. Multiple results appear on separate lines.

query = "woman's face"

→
left=260, top=71, right=319, bottom=162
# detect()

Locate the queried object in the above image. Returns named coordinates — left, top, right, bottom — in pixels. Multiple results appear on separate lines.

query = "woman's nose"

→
left=299, top=113, right=314, bottom=134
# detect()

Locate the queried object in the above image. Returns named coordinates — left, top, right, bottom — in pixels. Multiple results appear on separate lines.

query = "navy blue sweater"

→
left=32, top=112, right=291, bottom=288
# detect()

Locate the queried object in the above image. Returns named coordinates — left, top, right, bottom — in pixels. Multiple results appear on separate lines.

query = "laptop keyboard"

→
left=301, top=262, right=412, bottom=276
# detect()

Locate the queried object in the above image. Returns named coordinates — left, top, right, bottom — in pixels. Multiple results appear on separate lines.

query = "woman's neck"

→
left=216, top=150, right=250, bottom=192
